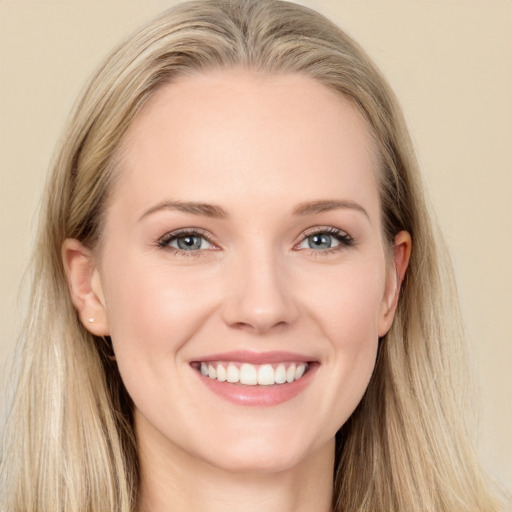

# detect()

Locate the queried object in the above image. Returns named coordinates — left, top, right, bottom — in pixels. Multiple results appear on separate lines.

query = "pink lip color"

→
left=192, top=350, right=313, bottom=365
left=191, top=352, right=319, bottom=407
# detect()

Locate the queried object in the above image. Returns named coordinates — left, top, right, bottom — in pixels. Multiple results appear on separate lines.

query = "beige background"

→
left=1, top=0, right=510, bottom=492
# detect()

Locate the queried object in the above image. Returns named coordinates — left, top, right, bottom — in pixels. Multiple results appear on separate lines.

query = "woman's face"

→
left=71, top=70, right=409, bottom=474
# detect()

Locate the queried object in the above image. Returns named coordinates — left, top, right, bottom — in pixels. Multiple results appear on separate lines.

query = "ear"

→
left=378, top=230, right=411, bottom=337
left=62, top=238, right=109, bottom=336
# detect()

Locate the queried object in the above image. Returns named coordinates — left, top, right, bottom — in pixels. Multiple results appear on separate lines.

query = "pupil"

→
left=309, top=234, right=331, bottom=249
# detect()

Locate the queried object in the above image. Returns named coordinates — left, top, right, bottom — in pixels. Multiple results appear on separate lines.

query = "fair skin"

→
left=63, top=70, right=410, bottom=512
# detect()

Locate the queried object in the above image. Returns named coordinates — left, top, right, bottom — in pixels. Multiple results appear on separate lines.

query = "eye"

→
left=295, top=227, right=353, bottom=252
left=303, top=233, right=338, bottom=250
left=158, top=230, right=214, bottom=252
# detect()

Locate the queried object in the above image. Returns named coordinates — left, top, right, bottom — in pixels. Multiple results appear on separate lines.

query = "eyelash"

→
left=156, top=226, right=354, bottom=257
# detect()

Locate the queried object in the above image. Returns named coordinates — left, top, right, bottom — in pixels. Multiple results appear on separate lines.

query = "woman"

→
left=0, top=0, right=506, bottom=511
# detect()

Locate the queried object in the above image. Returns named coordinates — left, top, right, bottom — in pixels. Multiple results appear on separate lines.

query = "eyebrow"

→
left=138, top=198, right=369, bottom=222
left=292, top=199, right=370, bottom=221
left=138, top=200, right=228, bottom=221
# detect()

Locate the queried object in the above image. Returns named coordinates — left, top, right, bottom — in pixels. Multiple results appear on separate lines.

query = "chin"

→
left=200, top=428, right=325, bottom=475
left=209, top=447, right=304, bottom=475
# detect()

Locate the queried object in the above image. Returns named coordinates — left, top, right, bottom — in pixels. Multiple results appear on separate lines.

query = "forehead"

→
left=113, top=69, right=380, bottom=221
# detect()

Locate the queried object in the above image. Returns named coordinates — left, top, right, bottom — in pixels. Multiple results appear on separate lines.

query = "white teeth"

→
left=257, top=364, right=275, bottom=386
left=226, top=363, right=239, bottom=383
left=199, top=361, right=309, bottom=386
left=286, top=364, right=296, bottom=383
left=275, top=364, right=287, bottom=384
left=239, top=363, right=258, bottom=385
left=216, top=364, right=227, bottom=382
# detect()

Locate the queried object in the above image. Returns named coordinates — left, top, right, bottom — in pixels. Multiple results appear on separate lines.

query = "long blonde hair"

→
left=0, top=1, right=504, bottom=510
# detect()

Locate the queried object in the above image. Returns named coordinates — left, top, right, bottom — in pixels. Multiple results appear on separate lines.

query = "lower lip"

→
left=193, top=363, right=318, bottom=407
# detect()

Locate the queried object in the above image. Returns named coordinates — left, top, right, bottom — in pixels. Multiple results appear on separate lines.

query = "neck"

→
left=136, top=421, right=334, bottom=512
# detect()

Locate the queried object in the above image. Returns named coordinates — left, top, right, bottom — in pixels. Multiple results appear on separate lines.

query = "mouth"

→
left=190, top=351, right=318, bottom=406
left=192, top=361, right=310, bottom=386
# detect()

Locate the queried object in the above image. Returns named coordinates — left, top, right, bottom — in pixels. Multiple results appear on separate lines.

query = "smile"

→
left=198, top=361, right=309, bottom=386
left=190, top=351, right=318, bottom=406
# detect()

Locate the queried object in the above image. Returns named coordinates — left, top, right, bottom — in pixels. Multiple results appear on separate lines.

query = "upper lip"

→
left=191, top=350, right=316, bottom=365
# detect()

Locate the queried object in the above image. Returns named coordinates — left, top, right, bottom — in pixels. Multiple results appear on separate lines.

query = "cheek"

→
left=100, top=257, right=222, bottom=425
left=299, top=258, right=385, bottom=423
left=101, top=254, right=219, bottom=364
left=301, top=257, right=386, bottom=344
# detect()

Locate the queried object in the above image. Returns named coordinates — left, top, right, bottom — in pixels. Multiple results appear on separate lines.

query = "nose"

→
left=221, top=250, right=299, bottom=334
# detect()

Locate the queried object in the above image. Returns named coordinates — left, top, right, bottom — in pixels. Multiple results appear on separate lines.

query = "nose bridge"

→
left=222, top=243, right=298, bottom=333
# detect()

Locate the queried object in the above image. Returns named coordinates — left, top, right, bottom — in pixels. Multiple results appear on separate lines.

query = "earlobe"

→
left=378, top=230, right=411, bottom=336
left=61, top=238, right=109, bottom=336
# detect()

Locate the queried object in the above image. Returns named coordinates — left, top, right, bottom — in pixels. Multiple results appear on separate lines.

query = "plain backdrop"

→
left=0, top=0, right=510, bottom=492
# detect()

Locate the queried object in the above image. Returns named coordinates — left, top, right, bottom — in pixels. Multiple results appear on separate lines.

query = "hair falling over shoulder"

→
left=0, top=1, right=507, bottom=511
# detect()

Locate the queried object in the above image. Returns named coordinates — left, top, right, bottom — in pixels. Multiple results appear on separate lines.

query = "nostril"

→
left=229, top=316, right=292, bottom=334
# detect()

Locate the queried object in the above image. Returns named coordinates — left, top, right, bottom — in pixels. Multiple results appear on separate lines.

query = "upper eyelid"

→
left=301, top=225, right=349, bottom=236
